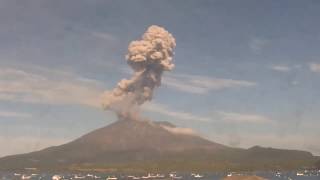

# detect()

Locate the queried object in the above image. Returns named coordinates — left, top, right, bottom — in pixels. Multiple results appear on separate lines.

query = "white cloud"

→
left=163, top=73, right=256, bottom=94
left=161, top=126, right=198, bottom=136
left=210, top=132, right=320, bottom=155
left=249, top=37, right=268, bottom=54
left=119, top=68, right=256, bottom=94
left=0, top=67, right=105, bottom=108
left=163, top=76, right=208, bottom=94
left=270, top=64, right=302, bottom=73
left=143, top=102, right=211, bottom=122
left=0, top=111, right=32, bottom=118
left=213, top=111, right=272, bottom=123
left=271, top=65, right=291, bottom=72
left=309, top=63, right=320, bottom=73
left=91, top=31, right=116, bottom=41
left=143, top=103, right=271, bottom=125
left=0, top=136, right=67, bottom=157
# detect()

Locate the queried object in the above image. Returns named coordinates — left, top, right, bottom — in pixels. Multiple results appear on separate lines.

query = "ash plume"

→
left=102, top=25, right=176, bottom=120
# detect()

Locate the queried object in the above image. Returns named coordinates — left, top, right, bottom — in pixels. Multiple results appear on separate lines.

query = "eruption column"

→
left=102, top=25, right=176, bottom=120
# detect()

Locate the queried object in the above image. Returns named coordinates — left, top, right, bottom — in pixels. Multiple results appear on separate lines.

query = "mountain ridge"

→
left=0, top=119, right=317, bottom=172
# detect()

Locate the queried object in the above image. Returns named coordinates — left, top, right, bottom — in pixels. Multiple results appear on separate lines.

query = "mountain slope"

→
left=0, top=120, right=316, bottom=171
left=0, top=120, right=225, bottom=170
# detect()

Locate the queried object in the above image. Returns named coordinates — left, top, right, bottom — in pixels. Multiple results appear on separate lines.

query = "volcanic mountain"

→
left=0, top=119, right=317, bottom=171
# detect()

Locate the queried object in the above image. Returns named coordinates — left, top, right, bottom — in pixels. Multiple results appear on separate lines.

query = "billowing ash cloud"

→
left=102, top=25, right=176, bottom=120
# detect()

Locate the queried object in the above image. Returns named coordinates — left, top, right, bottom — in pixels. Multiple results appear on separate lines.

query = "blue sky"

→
left=0, top=0, right=320, bottom=157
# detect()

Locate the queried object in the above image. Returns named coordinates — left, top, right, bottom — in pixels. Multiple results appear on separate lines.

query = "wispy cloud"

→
left=249, top=37, right=268, bottom=54
left=91, top=31, right=117, bottom=41
left=119, top=66, right=256, bottom=94
left=270, top=65, right=291, bottom=72
left=163, top=73, right=256, bottom=94
left=309, top=63, right=320, bottom=73
left=143, top=102, right=211, bottom=122
left=0, top=111, right=32, bottom=118
left=161, top=125, right=198, bottom=136
left=213, top=111, right=272, bottom=123
left=143, top=102, right=271, bottom=124
left=270, top=64, right=302, bottom=73
left=0, top=136, right=67, bottom=157
left=209, top=132, right=319, bottom=155
left=0, top=67, right=105, bottom=108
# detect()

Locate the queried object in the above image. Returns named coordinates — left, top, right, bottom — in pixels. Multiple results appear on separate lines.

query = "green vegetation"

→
left=315, top=159, right=320, bottom=168
left=68, top=158, right=316, bottom=173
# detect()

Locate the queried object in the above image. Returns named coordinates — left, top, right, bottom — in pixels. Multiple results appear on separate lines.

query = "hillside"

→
left=0, top=119, right=316, bottom=172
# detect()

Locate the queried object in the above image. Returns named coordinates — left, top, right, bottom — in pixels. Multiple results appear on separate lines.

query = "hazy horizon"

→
left=0, top=0, right=320, bottom=157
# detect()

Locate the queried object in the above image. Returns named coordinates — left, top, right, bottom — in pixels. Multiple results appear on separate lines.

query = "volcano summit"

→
left=0, top=26, right=317, bottom=172
left=0, top=119, right=316, bottom=172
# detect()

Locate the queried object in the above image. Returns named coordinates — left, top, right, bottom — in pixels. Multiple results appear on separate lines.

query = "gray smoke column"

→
left=102, top=25, right=176, bottom=120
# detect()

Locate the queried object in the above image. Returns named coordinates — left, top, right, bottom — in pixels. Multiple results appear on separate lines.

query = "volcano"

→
left=0, top=120, right=317, bottom=172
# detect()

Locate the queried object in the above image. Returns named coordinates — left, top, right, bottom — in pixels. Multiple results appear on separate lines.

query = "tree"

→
left=315, top=160, right=320, bottom=169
